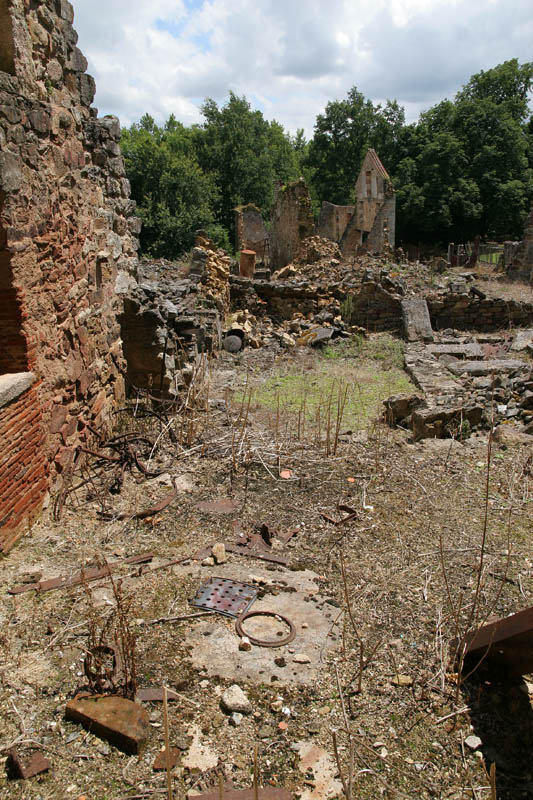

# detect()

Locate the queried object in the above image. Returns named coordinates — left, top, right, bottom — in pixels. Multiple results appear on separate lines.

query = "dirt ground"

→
left=0, top=334, right=532, bottom=800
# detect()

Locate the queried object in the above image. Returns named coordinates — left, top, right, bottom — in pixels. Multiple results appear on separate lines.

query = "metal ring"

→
left=235, top=610, right=296, bottom=648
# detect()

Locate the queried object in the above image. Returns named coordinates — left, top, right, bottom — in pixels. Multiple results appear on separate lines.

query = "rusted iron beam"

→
left=8, top=552, right=153, bottom=595
left=459, top=605, right=533, bottom=674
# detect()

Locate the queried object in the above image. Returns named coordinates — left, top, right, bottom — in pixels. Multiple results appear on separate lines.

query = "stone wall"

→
left=270, top=179, right=315, bottom=271
left=234, top=204, right=267, bottom=261
left=0, top=0, right=139, bottom=550
left=427, top=292, right=533, bottom=331
left=340, top=149, right=396, bottom=255
left=317, top=201, right=354, bottom=244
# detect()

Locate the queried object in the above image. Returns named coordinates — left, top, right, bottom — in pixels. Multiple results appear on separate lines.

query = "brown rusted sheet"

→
left=65, top=694, right=149, bottom=755
left=7, top=748, right=50, bottom=779
left=188, top=788, right=292, bottom=800
left=8, top=551, right=153, bottom=595
left=460, top=605, right=533, bottom=674
left=136, top=687, right=180, bottom=702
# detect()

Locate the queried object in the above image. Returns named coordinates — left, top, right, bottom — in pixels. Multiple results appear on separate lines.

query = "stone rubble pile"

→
left=119, top=239, right=228, bottom=397
left=386, top=329, right=533, bottom=439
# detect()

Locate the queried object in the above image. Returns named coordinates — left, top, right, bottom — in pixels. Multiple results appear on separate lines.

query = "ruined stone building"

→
left=317, top=202, right=354, bottom=244
left=317, top=149, right=395, bottom=257
left=269, top=178, right=315, bottom=271
left=234, top=203, right=267, bottom=261
left=0, top=0, right=139, bottom=551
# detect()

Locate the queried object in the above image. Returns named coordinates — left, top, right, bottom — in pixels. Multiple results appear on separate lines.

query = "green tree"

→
left=121, top=116, right=218, bottom=257
left=193, top=92, right=299, bottom=238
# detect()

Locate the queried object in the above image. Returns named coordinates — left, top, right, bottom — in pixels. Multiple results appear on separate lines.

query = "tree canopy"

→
left=121, top=59, right=533, bottom=257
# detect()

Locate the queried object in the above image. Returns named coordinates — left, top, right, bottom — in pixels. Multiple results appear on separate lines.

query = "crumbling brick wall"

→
left=0, top=0, right=139, bottom=550
left=270, top=178, right=315, bottom=271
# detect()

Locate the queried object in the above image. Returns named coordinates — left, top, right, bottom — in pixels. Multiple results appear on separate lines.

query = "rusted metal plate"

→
left=8, top=551, right=153, bottom=595
left=190, top=577, right=257, bottom=618
left=136, top=687, right=180, bottom=703
left=460, top=605, right=533, bottom=674
left=195, top=498, right=239, bottom=514
left=188, top=788, right=292, bottom=800
left=7, top=748, right=50, bottom=779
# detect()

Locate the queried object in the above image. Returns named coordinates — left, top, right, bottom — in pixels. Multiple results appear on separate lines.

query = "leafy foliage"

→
left=122, top=60, right=533, bottom=258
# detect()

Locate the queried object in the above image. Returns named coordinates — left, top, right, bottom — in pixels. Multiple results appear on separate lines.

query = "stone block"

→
left=65, top=694, right=150, bottom=754
left=401, top=297, right=434, bottom=342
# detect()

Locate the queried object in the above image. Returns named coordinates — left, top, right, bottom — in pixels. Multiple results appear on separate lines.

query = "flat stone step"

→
left=427, top=343, right=483, bottom=359
left=448, top=359, right=528, bottom=377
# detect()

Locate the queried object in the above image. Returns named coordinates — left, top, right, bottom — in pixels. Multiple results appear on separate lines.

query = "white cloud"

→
left=71, top=0, right=532, bottom=136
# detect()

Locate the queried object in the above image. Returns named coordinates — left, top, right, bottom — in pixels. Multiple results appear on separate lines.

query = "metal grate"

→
left=190, top=577, right=258, bottom=618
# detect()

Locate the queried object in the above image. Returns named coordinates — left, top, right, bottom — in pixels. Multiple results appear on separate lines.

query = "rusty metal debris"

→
left=8, top=551, right=153, bottom=595
left=6, top=748, right=50, bottom=780
left=84, top=645, right=117, bottom=693
left=53, top=413, right=176, bottom=522
left=459, top=605, right=533, bottom=674
left=190, top=577, right=257, bottom=618
left=320, top=504, right=358, bottom=526
left=153, top=746, right=181, bottom=771
left=228, top=520, right=294, bottom=565
left=225, top=543, right=288, bottom=566
left=235, top=610, right=296, bottom=648
left=98, top=477, right=179, bottom=520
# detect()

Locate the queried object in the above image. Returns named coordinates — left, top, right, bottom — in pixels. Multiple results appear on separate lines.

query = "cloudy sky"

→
left=72, top=0, right=532, bottom=135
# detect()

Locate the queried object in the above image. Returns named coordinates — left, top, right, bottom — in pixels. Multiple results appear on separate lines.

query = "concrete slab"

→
left=295, top=741, right=343, bottom=800
left=177, top=563, right=342, bottom=686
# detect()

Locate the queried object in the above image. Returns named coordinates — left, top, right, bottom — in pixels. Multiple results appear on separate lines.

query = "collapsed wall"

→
left=269, top=178, right=315, bottom=271
left=234, top=204, right=268, bottom=261
left=0, top=0, right=139, bottom=550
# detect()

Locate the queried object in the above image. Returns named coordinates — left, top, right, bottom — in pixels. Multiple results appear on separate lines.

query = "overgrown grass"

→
left=247, top=334, right=413, bottom=431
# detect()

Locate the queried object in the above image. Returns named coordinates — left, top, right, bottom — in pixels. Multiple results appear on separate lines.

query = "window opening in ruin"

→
left=0, top=0, right=16, bottom=75
left=95, top=260, right=103, bottom=289
left=365, top=171, right=372, bottom=197
left=0, top=211, right=29, bottom=374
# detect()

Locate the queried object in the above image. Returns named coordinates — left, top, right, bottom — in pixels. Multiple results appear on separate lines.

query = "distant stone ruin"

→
left=0, top=0, right=139, bottom=550
left=506, top=204, right=533, bottom=283
left=269, top=178, right=315, bottom=271
left=340, top=148, right=396, bottom=256
left=234, top=203, right=267, bottom=261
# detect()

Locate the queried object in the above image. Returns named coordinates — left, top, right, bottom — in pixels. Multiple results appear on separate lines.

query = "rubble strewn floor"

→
left=0, top=331, right=532, bottom=800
